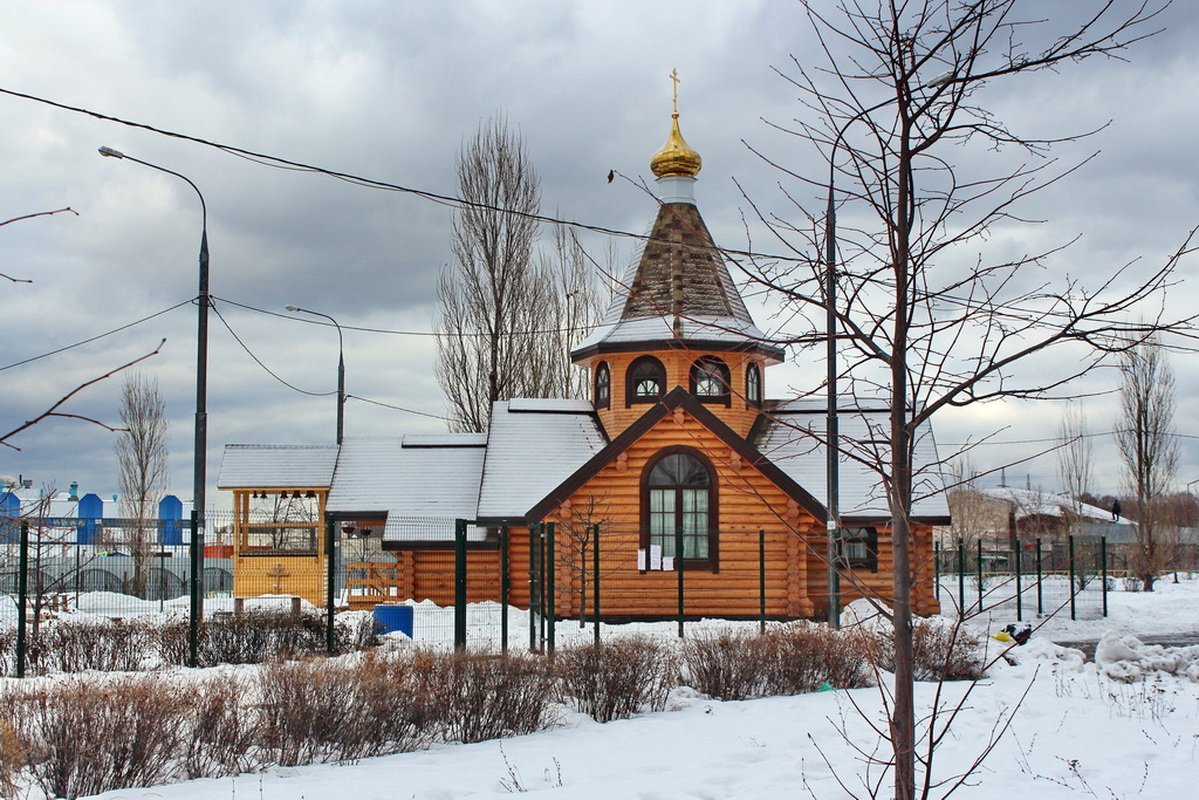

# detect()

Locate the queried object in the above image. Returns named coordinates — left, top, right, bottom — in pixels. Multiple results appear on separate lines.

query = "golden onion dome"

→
left=650, top=111, right=702, bottom=178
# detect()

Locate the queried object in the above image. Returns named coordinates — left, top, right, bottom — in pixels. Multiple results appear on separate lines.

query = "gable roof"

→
left=476, top=399, right=608, bottom=520
left=753, top=399, right=950, bottom=523
left=525, top=387, right=826, bottom=522
left=325, top=435, right=486, bottom=521
left=217, top=444, right=339, bottom=490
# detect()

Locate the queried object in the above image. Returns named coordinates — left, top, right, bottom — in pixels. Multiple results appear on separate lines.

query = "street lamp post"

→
left=99, top=146, right=209, bottom=664
left=286, top=306, right=345, bottom=444
left=822, top=73, right=952, bottom=627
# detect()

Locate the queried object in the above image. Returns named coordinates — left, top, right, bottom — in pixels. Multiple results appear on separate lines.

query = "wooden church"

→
left=218, top=96, right=947, bottom=620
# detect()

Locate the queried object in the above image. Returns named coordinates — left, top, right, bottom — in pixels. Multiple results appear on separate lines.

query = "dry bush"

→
left=912, top=621, right=984, bottom=681
left=6, top=676, right=186, bottom=799
left=868, top=619, right=985, bottom=682
left=25, top=619, right=160, bottom=674
left=683, top=626, right=879, bottom=700
left=197, top=611, right=374, bottom=667
left=258, top=658, right=355, bottom=766
left=183, top=678, right=260, bottom=779
left=0, top=629, right=14, bottom=677
left=334, top=652, right=429, bottom=759
left=681, top=630, right=769, bottom=700
left=761, top=624, right=874, bottom=694
left=0, top=718, right=23, bottom=799
left=556, top=637, right=678, bottom=722
left=417, top=651, right=558, bottom=744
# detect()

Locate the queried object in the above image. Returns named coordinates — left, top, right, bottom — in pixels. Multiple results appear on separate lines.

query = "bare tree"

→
left=115, top=372, right=170, bottom=598
left=1057, top=403, right=1095, bottom=551
left=531, top=223, right=603, bottom=401
left=1115, top=336, right=1178, bottom=591
left=744, top=2, right=1191, bottom=796
left=1057, top=405, right=1093, bottom=512
left=435, top=118, right=602, bottom=432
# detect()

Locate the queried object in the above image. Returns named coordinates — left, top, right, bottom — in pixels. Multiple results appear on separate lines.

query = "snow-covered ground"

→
left=39, top=575, right=1192, bottom=800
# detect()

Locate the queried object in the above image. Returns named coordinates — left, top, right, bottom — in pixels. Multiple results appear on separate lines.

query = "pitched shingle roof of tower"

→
left=572, top=202, right=784, bottom=362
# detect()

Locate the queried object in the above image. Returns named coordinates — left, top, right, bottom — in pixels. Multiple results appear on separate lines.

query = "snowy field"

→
left=10, top=575, right=1180, bottom=800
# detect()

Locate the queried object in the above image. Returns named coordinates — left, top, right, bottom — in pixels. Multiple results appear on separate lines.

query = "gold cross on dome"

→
left=670, top=68, right=680, bottom=114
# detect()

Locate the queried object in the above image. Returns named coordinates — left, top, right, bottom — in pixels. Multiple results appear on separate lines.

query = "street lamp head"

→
left=285, top=305, right=300, bottom=312
left=98, top=146, right=125, bottom=159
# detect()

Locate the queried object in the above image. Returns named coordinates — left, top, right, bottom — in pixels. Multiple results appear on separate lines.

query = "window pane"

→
left=845, top=540, right=867, bottom=562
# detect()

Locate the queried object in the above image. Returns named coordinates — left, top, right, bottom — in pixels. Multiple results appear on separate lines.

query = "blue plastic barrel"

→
left=372, top=604, right=414, bottom=637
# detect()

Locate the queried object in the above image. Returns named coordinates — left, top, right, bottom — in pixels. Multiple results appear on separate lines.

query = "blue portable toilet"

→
left=78, top=493, right=104, bottom=545
left=158, top=494, right=183, bottom=545
left=0, top=490, right=18, bottom=544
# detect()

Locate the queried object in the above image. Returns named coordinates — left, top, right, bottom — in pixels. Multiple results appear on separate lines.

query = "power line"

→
left=0, top=298, right=193, bottom=372
left=210, top=301, right=335, bottom=398
left=0, top=85, right=807, bottom=265
left=346, top=394, right=452, bottom=422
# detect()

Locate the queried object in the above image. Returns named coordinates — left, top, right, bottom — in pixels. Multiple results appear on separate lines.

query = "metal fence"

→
left=934, top=535, right=1110, bottom=621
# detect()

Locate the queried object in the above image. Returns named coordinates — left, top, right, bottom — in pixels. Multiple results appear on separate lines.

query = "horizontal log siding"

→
left=543, top=408, right=823, bottom=618
left=403, top=550, right=500, bottom=606
left=830, top=523, right=940, bottom=616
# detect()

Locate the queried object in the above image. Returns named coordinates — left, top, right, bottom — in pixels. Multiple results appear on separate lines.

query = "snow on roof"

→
left=326, top=437, right=485, bottom=524
left=980, top=486, right=1113, bottom=521
left=476, top=400, right=607, bottom=519
left=572, top=315, right=782, bottom=361
left=754, top=405, right=949, bottom=520
left=218, top=445, right=339, bottom=489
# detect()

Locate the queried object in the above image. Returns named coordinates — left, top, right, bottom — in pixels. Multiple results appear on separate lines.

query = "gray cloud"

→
left=2, top=0, right=1197, bottom=506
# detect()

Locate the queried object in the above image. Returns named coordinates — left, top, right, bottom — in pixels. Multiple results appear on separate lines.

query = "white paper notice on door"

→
left=650, top=544, right=662, bottom=570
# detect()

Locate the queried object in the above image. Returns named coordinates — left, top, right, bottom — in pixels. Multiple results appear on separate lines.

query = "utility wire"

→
left=210, top=301, right=335, bottom=398
left=0, top=85, right=806, bottom=265
left=0, top=298, right=193, bottom=372
left=346, top=394, right=452, bottom=422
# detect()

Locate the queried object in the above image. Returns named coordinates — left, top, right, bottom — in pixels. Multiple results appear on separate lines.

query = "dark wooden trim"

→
left=593, top=361, right=611, bottom=410
left=625, top=355, right=666, bottom=407
left=573, top=337, right=786, bottom=364
left=380, top=540, right=499, bottom=552
left=745, top=362, right=763, bottom=408
left=526, top=387, right=828, bottom=523
left=689, top=355, right=732, bottom=408
left=639, top=446, right=720, bottom=571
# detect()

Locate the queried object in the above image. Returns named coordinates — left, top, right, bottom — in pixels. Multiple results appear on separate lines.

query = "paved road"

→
left=1050, top=632, right=1199, bottom=660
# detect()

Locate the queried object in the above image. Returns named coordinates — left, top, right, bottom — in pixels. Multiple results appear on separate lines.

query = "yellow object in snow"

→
left=993, top=631, right=1014, bottom=643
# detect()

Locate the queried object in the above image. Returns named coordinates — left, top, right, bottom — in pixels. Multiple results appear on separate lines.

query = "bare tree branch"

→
left=0, top=339, right=166, bottom=450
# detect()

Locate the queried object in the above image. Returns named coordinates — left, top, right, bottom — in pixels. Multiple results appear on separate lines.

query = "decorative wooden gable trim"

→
left=525, top=386, right=827, bottom=523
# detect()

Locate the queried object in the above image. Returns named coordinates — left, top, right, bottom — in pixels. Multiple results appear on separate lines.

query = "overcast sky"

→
left=2, top=1, right=1198, bottom=510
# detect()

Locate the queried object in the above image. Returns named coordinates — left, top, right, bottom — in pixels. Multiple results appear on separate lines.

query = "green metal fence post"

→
left=592, top=523, right=601, bottom=646
left=501, top=522, right=510, bottom=653
left=1014, top=542, right=1023, bottom=622
left=189, top=509, right=199, bottom=668
left=957, top=539, right=965, bottom=618
left=759, top=529, right=767, bottom=634
left=528, top=523, right=538, bottom=652
left=1068, top=534, right=1077, bottom=621
left=976, top=539, right=984, bottom=612
left=325, top=514, right=336, bottom=655
left=934, top=539, right=941, bottom=600
left=676, top=520, right=685, bottom=638
left=15, top=522, right=29, bottom=678
left=1036, top=537, right=1044, bottom=616
left=1101, top=535, right=1108, bottom=618
left=538, top=524, right=547, bottom=649
left=454, top=518, right=467, bottom=650
left=546, top=522, right=555, bottom=655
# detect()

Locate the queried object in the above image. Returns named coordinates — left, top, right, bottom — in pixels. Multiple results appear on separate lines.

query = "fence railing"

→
left=934, top=535, right=1110, bottom=621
